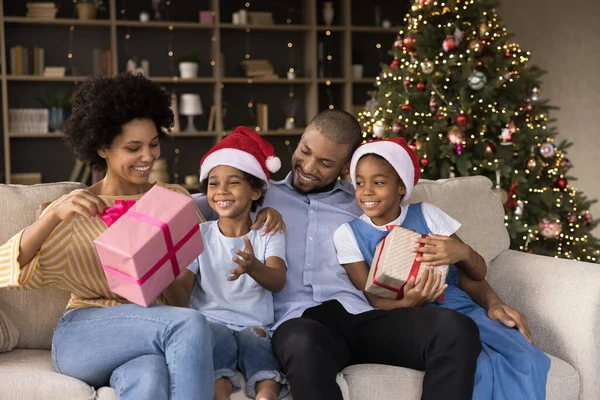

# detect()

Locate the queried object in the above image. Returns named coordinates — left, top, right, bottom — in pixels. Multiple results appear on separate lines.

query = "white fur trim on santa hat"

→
left=350, top=141, right=416, bottom=204
left=200, top=148, right=269, bottom=184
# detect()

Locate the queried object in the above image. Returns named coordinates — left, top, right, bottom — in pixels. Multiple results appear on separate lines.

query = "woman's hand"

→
left=251, top=207, right=286, bottom=235
left=402, top=267, right=447, bottom=307
left=413, top=234, right=470, bottom=267
left=52, top=190, right=107, bottom=221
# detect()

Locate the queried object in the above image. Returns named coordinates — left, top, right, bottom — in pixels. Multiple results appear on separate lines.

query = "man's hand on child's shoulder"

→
left=487, top=302, right=534, bottom=344
left=251, top=207, right=286, bottom=236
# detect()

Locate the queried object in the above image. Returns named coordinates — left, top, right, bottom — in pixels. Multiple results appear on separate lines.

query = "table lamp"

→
left=180, top=94, right=203, bottom=132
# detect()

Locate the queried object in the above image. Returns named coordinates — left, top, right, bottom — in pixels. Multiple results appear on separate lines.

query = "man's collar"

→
left=272, top=172, right=355, bottom=195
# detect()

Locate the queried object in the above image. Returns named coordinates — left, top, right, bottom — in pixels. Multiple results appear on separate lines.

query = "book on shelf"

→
left=256, top=103, right=269, bottom=132
left=43, top=66, right=66, bottom=77
left=10, top=46, right=45, bottom=75
left=241, top=59, right=277, bottom=79
left=92, top=49, right=113, bottom=76
left=26, top=2, right=58, bottom=19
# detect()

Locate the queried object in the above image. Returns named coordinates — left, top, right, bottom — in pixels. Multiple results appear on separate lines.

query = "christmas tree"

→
left=358, top=0, right=599, bottom=262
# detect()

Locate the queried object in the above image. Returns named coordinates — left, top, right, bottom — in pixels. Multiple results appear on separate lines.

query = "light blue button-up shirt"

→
left=193, top=173, right=373, bottom=330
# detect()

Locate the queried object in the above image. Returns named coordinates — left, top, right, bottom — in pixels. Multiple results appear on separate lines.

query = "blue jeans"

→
left=210, top=322, right=289, bottom=398
left=51, top=304, right=214, bottom=400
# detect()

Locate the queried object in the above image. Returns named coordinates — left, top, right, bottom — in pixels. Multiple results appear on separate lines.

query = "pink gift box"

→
left=199, top=10, right=215, bottom=24
left=94, top=185, right=204, bottom=307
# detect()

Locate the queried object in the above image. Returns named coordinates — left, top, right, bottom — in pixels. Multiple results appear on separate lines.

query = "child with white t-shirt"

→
left=333, top=138, right=550, bottom=400
left=175, top=126, right=289, bottom=400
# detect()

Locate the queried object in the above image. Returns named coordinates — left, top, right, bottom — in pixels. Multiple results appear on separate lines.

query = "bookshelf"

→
left=1, top=0, right=406, bottom=184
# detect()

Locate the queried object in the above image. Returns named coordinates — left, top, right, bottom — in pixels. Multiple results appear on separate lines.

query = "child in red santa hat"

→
left=174, top=126, right=288, bottom=400
left=333, top=137, right=549, bottom=400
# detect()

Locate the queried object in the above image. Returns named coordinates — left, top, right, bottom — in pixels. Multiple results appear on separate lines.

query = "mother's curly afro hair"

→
left=63, top=73, right=174, bottom=171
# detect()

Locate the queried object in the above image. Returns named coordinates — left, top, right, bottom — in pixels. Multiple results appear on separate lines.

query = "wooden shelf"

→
left=222, top=77, right=312, bottom=84
left=6, top=75, right=87, bottom=82
left=316, top=26, right=345, bottom=32
left=9, top=133, right=65, bottom=138
left=318, top=78, right=347, bottom=84
left=351, top=26, right=398, bottom=33
left=115, top=20, right=215, bottom=30
left=1, top=0, right=405, bottom=184
left=4, top=17, right=112, bottom=27
left=219, top=23, right=310, bottom=31
left=150, top=76, right=214, bottom=83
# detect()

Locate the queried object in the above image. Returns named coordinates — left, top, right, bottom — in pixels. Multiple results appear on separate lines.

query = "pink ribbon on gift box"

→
left=99, top=200, right=137, bottom=227
left=101, top=211, right=200, bottom=286
left=372, top=226, right=445, bottom=302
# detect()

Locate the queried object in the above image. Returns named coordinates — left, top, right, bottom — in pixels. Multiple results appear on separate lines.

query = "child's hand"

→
left=251, top=207, right=286, bottom=236
left=413, top=234, right=470, bottom=266
left=402, top=267, right=447, bottom=307
left=229, top=236, right=259, bottom=281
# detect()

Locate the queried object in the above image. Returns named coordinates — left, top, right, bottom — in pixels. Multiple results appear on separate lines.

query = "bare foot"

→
left=214, top=377, right=233, bottom=400
left=255, top=379, right=281, bottom=400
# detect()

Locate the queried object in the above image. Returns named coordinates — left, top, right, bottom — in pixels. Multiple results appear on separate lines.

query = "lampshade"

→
left=180, top=94, right=203, bottom=116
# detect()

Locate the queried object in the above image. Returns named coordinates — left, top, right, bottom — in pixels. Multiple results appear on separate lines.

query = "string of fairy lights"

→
left=358, top=0, right=597, bottom=261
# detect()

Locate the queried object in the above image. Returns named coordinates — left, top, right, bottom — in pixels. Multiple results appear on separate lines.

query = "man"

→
left=194, top=110, right=532, bottom=400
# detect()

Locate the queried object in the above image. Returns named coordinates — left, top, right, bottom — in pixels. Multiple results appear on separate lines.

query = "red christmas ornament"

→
left=401, top=104, right=413, bottom=111
left=442, top=36, right=457, bottom=52
left=437, top=114, right=445, bottom=120
left=390, top=59, right=400, bottom=69
left=525, top=103, right=534, bottom=112
left=505, top=50, right=511, bottom=57
left=556, top=177, right=568, bottom=189
left=421, top=0, right=431, bottom=5
left=420, top=157, right=429, bottom=167
left=416, top=82, right=426, bottom=91
left=394, top=36, right=402, bottom=48
left=404, top=79, right=411, bottom=86
left=504, top=182, right=519, bottom=210
left=403, top=35, right=416, bottom=52
left=456, top=114, right=469, bottom=126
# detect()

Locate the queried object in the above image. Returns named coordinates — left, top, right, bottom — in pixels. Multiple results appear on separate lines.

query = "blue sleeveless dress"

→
left=348, top=203, right=550, bottom=400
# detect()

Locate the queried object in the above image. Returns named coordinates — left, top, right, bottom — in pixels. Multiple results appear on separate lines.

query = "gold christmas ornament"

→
left=421, top=60, right=434, bottom=74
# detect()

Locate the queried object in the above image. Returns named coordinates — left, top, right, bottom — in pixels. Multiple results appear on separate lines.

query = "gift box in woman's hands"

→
left=365, top=226, right=448, bottom=300
left=94, top=185, right=204, bottom=307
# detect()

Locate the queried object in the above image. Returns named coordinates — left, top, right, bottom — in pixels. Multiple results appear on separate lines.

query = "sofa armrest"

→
left=487, top=249, right=600, bottom=400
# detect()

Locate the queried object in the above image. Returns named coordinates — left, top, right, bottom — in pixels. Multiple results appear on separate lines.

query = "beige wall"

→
left=499, top=0, right=600, bottom=236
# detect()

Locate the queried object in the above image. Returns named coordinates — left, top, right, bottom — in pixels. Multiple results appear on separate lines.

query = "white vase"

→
left=323, top=1, right=334, bottom=26
left=179, top=62, right=198, bottom=79
left=352, top=64, right=364, bottom=79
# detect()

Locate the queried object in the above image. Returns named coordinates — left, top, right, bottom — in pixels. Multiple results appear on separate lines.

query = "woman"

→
left=0, top=73, right=213, bottom=399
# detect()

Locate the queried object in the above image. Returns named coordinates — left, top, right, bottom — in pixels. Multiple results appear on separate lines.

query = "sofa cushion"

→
left=0, top=182, right=85, bottom=350
left=409, top=176, right=510, bottom=263
left=341, top=353, right=577, bottom=400
left=0, top=349, right=97, bottom=400
left=0, top=307, right=19, bottom=352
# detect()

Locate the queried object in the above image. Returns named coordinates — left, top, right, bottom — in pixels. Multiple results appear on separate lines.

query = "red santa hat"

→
left=199, top=126, right=281, bottom=185
left=349, top=138, right=421, bottom=203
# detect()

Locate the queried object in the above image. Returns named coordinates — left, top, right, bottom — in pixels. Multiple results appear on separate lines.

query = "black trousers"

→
left=272, top=300, right=480, bottom=400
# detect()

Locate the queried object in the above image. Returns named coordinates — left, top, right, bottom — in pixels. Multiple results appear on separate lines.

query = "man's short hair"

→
left=307, top=109, right=362, bottom=153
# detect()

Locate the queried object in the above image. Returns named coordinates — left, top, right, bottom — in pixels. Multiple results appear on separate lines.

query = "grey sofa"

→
left=0, top=176, right=595, bottom=399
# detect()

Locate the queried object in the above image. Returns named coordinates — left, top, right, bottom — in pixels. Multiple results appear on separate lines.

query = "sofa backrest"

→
left=409, top=175, right=510, bottom=263
left=0, top=182, right=85, bottom=350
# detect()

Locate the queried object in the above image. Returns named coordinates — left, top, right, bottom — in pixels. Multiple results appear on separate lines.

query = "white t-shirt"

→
left=333, top=203, right=461, bottom=265
left=187, top=220, right=286, bottom=330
